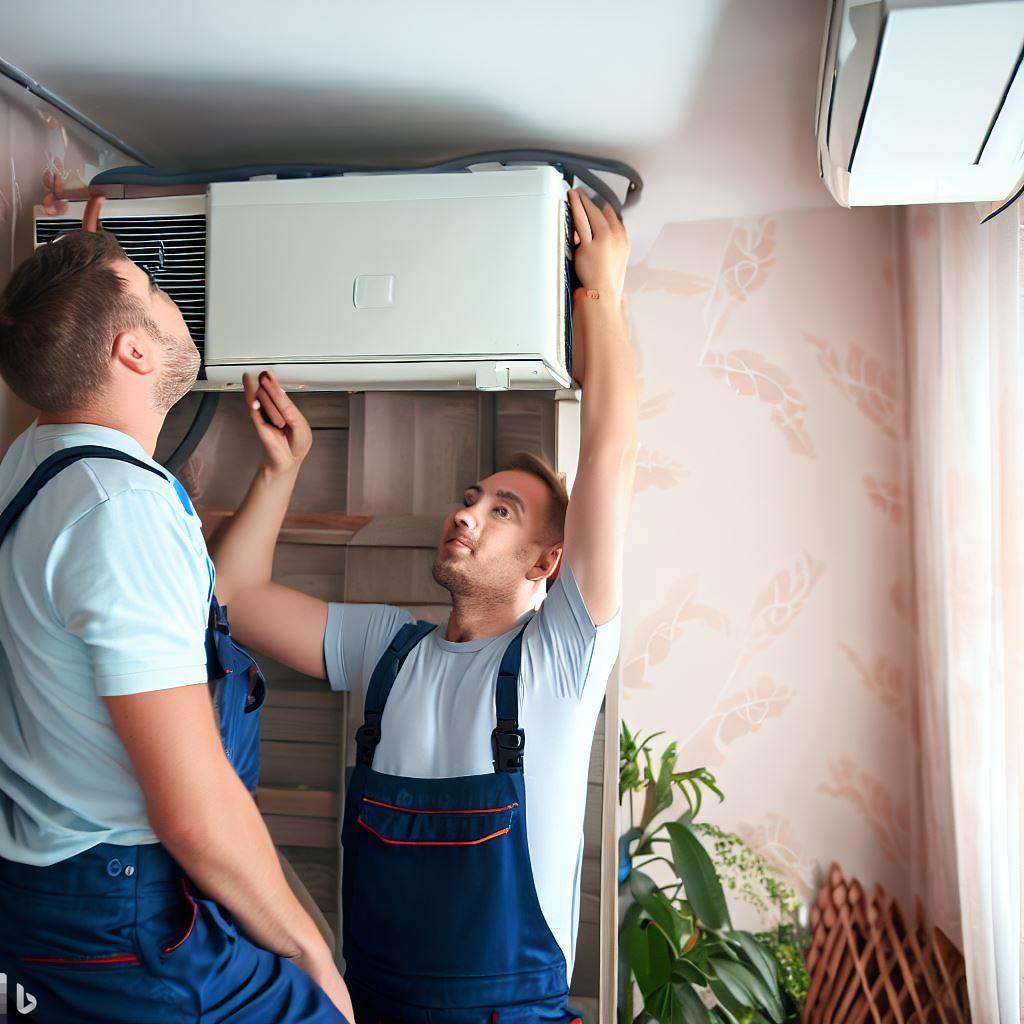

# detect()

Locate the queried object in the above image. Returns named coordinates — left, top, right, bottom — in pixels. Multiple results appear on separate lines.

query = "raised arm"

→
left=207, top=371, right=329, bottom=678
left=561, top=189, right=639, bottom=625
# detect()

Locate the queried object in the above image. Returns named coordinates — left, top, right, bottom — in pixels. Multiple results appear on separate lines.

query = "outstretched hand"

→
left=568, top=188, right=630, bottom=306
left=242, top=370, right=312, bottom=476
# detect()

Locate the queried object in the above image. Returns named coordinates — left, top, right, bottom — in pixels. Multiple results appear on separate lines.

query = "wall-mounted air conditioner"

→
left=35, top=167, right=573, bottom=392
left=816, top=0, right=1024, bottom=207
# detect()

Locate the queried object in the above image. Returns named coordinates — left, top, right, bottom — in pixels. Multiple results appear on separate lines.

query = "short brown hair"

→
left=0, top=229, right=145, bottom=411
left=500, top=451, right=569, bottom=543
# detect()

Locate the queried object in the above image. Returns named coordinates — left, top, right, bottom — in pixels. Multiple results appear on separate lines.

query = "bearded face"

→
left=149, top=318, right=201, bottom=414
left=431, top=470, right=560, bottom=602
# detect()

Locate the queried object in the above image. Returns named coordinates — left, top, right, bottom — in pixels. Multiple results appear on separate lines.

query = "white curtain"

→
left=901, top=201, right=1023, bottom=1024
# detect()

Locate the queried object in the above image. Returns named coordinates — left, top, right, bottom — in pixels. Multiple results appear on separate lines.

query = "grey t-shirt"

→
left=323, top=562, right=620, bottom=980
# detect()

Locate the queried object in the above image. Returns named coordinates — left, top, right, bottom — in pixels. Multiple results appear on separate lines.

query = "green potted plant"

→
left=618, top=723, right=809, bottom=1024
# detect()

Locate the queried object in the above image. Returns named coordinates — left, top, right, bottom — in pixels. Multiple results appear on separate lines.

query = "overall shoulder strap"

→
left=0, top=445, right=168, bottom=547
left=355, top=620, right=436, bottom=768
left=492, top=623, right=529, bottom=773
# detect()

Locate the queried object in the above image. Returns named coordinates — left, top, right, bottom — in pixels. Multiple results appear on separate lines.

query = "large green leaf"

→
left=621, top=922, right=653, bottom=996
left=672, top=958, right=708, bottom=987
left=624, top=918, right=677, bottom=1002
left=727, top=932, right=780, bottom=994
left=646, top=922, right=674, bottom=991
left=709, top=958, right=783, bottom=1023
left=674, top=937, right=714, bottom=985
left=631, top=876, right=684, bottom=953
left=673, top=982, right=712, bottom=1024
left=664, top=822, right=730, bottom=930
left=644, top=985, right=688, bottom=1024
left=707, top=978, right=754, bottom=1022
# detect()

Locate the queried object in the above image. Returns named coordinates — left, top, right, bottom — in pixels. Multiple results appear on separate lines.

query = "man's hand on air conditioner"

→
left=242, top=369, right=313, bottom=478
left=568, top=187, right=629, bottom=308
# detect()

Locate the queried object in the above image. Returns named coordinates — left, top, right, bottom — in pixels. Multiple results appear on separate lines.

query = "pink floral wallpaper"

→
left=621, top=207, right=915, bottom=916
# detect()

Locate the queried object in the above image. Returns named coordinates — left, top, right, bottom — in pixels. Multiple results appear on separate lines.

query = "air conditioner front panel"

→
left=205, top=169, right=566, bottom=374
left=817, top=0, right=1024, bottom=207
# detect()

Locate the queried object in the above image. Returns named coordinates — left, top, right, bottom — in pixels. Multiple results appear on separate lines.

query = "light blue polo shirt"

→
left=0, top=420, right=214, bottom=866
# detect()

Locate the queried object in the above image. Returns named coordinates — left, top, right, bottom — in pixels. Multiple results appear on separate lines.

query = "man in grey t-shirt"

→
left=214, top=189, right=638, bottom=1023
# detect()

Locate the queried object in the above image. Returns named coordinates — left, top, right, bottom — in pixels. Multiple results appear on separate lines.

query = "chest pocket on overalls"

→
left=356, top=794, right=519, bottom=847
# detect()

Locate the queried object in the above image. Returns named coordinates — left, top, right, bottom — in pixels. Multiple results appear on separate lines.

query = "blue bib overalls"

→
left=0, top=445, right=347, bottom=1023
left=341, top=622, right=581, bottom=1024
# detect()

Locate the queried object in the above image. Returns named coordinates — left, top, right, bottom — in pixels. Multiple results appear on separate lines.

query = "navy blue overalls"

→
left=0, top=445, right=347, bottom=1023
left=341, top=622, right=580, bottom=1024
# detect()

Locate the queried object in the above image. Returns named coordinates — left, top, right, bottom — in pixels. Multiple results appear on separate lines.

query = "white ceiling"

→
left=1, top=0, right=835, bottom=254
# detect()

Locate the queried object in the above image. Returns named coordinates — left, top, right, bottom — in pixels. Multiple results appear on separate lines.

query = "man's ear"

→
left=111, top=330, right=156, bottom=376
left=530, top=544, right=563, bottom=586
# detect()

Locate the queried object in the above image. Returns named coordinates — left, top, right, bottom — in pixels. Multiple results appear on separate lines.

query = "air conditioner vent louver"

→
left=34, top=214, right=207, bottom=353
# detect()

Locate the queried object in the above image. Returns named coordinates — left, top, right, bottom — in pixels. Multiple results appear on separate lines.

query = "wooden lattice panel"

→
left=803, top=863, right=970, bottom=1024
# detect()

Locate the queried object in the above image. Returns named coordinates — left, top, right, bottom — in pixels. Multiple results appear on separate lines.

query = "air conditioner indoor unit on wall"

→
left=816, top=0, right=1024, bottom=207
left=33, top=166, right=574, bottom=392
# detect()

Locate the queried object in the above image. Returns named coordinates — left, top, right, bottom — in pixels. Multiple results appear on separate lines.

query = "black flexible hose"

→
left=90, top=148, right=643, bottom=215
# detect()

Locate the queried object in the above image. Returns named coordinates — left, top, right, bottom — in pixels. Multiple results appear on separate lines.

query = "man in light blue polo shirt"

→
left=0, top=418, right=213, bottom=862
left=0, top=226, right=350, bottom=1022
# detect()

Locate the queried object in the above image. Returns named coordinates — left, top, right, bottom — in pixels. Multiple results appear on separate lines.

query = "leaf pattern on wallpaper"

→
left=737, top=813, right=818, bottom=897
left=686, top=676, right=794, bottom=763
left=700, top=218, right=777, bottom=356
left=634, top=445, right=688, bottom=492
left=838, top=643, right=912, bottom=729
left=863, top=475, right=904, bottom=524
left=739, top=550, right=825, bottom=660
left=819, top=756, right=911, bottom=866
left=623, top=578, right=730, bottom=692
left=890, top=577, right=918, bottom=635
left=803, top=333, right=901, bottom=441
left=693, top=552, right=826, bottom=714
left=626, top=260, right=712, bottom=297
left=639, top=391, right=673, bottom=421
left=705, top=349, right=815, bottom=457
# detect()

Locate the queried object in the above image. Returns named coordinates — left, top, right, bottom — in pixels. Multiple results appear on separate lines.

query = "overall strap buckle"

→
left=491, top=622, right=529, bottom=774
left=492, top=718, right=525, bottom=773
left=355, top=711, right=383, bottom=767
left=356, top=621, right=435, bottom=769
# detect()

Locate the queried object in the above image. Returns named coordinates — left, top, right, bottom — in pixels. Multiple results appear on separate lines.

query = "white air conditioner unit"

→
left=816, top=0, right=1024, bottom=207
left=35, top=167, right=573, bottom=393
